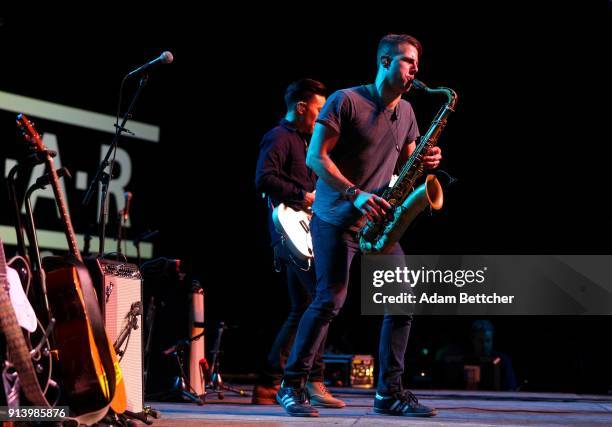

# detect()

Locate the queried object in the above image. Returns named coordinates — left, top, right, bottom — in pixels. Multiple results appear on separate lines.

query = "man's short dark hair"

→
left=377, top=34, right=423, bottom=68
left=284, top=78, right=327, bottom=110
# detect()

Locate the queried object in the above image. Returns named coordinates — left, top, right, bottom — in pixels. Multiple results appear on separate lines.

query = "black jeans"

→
left=259, top=242, right=326, bottom=386
left=284, top=215, right=412, bottom=394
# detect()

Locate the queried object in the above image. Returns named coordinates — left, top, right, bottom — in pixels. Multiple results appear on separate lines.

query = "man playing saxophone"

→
left=276, top=34, right=441, bottom=417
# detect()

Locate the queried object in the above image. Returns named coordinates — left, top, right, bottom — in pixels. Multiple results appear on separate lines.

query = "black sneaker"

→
left=373, top=390, right=437, bottom=417
left=276, top=382, right=319, bottom=417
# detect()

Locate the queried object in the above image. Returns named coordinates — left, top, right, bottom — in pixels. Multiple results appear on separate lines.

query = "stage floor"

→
left=143, top=388, right=612, bottom=426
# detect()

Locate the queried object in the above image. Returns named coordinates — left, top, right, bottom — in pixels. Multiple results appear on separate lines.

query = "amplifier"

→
left=89, top=258, right=144, bottom=413
left=323, top=354, right=374, bottom=388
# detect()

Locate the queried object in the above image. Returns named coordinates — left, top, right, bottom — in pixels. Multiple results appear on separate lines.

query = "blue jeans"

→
left=259, top=243, right=325, bottom=386
left=284, top=215, right=412, bottom=394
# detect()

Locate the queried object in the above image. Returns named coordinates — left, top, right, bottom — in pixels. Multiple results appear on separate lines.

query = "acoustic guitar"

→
left=17, top=114, right=126, bottom=424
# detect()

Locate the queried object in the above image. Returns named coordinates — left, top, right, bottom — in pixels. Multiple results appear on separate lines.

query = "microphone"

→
left=123, top=191, right=133, bottom=222
left=390, top=108, right=398, bottom=122
left=126, top=51, right=174, bottom=78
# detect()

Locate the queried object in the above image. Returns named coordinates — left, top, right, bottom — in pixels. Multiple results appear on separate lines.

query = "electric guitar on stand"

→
left=0, top=239, right=53, bottom=407
left=17, top=114, right=127, bottom=424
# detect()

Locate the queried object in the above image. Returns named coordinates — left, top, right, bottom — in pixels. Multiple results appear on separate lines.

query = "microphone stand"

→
left=162, top=331, right=206, bottom=405
left=205, top=321, right=248, bottom=400
left=116, top=211, right=125, bottom=260
left=82, top=74, right=149, bottom=258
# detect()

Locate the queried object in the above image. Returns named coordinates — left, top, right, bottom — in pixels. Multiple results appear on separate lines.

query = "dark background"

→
left=1, top=4, right=611, bottom=394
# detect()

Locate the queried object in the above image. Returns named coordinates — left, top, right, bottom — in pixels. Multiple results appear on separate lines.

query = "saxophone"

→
left=359, top=79, right=458, bottom=253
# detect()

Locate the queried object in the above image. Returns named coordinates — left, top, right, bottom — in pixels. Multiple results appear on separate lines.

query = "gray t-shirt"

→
left=313, top=85, right=420, bottom=228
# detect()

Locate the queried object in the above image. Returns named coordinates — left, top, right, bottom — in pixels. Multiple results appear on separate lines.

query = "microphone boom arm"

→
left=82, top=74, right=149, bottom=258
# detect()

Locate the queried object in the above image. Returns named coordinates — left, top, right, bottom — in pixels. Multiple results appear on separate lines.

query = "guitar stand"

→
left=118, top=407, right=161, bottom=426
left=100, top=404, right=161, bottom=426
left=113, top=303, right=162, bottom=425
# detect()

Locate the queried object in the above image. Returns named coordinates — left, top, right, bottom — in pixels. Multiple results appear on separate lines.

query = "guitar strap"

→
left=267, top=195, right=276, bottom=210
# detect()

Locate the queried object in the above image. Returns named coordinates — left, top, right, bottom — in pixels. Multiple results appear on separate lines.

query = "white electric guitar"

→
left=0, top=239, right=52, bottom=406
left=6, top=264, right=38, bottom=333
left=272, top=204, right=314, bottom=262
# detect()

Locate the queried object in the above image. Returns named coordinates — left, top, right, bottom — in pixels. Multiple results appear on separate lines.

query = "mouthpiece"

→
left=412, top=79, right=428, bottom=90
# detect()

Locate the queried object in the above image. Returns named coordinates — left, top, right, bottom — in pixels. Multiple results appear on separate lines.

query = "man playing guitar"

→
left=254, top=79, right=343, bottom=408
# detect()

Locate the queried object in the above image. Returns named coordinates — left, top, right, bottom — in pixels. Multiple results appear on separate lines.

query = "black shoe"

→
left=276, top=382, right=319, bottom=417
left=373, top=390, right=437, bottom=417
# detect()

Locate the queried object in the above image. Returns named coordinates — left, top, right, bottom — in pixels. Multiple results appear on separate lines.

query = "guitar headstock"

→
left=16, top=113, right=45, bottom=152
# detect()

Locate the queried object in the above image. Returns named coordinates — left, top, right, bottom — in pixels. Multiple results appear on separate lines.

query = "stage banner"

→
left=1, top=91, right=158, bottom=259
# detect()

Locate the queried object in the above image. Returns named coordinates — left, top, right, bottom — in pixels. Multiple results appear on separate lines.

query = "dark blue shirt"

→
left=313, top=85, right=420, bottom=228
left=255, top=119, right=317, bottom=245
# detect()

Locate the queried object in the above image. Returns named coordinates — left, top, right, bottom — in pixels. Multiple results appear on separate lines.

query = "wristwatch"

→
left=343, top=185, right=360, bottom=200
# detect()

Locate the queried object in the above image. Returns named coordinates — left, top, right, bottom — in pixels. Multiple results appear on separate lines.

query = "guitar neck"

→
left=0, top=239, right=7, bottom=283
left=45, top=157, right=82, bottom=262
